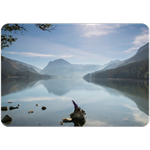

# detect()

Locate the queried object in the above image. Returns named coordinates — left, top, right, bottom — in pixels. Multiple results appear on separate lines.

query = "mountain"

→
left=2, top=57, right=38, bottom=73
left=1, top=57, right=51, bottom=79
left=98, top=43, right=149, bottom=72
left=84, top=58, right=149, bottom=80
left=40, top=59, right=103, bottom=76
left=103, top=60, right=121, bottom=67
left=98, top=60, right=124, bottom=72
left=84, top=43, right=149, bottom=80
left=40, top=59, right=74, bottom=76
left=119, top=43, right=149, bottom=67
left=13, top=59, right=42, bottom=72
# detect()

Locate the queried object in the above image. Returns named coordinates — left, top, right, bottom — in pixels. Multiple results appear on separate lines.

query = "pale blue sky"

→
left=1, top=24, right=149, bottom=69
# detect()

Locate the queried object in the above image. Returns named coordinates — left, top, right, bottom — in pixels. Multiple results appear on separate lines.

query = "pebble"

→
left=42, top=106, right=46, bottom=110
left=28, top=110, right=34, bottom=113
left=60, top=121, right=63, bottom=125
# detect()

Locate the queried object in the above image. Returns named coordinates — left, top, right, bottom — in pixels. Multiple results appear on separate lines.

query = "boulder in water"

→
left=2, top=115, right=12, bottom=124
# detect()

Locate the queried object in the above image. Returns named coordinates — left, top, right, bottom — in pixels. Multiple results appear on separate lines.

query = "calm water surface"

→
left=1, top=78, right=149, bottom=126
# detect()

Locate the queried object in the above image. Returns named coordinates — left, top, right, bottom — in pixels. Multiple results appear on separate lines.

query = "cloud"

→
left=81, top=24, right=124, bottom=38
left=124, top=28, right=149, bottom=53
left=124, top=104, right=148, bottom=125
left=2, top=51, right=74, bottom=58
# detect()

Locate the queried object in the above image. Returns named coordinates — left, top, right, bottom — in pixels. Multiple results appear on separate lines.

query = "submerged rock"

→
left=9, top=106, right=19, bottom=110
left=28, top=110, right=34, bottom=113
left=1, top=107, right=8, bottom=111
left=2, top=115, right=12, bottom=124
left=8, top=102, right=12, bottom=103
left=42, top=106, right=46, bottom=110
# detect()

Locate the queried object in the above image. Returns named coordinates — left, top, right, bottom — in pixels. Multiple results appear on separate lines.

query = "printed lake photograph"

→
left=1, top=23, right=149, bottom=127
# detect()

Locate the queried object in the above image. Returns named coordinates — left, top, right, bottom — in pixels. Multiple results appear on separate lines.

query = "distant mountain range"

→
left=2, top=43, right=148, bottom=80
left=84, top=43, right=149, bottom=81
left=40, top=59, right=121, bottom=76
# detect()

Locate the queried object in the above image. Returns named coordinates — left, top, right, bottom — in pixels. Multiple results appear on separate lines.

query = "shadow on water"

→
left=84, top=78, right=149, bottom=115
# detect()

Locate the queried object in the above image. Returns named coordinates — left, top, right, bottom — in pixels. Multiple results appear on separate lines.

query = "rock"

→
left=36, top=104, right=39, bottom=106
left=28, top=110, right=34, bottom=113
left=8, top=102, right=12, bottom=103
left=9, top=106, right=19, bottom=110
left=70, top=108, right=86, bottom=120
left=1, top=107, right=8, bottom=111
left=2, top=115, right=12, bottom=123
left=42, top=106, right=46, bottom=110
left=63, top=117, right=72, bottom=122
left=18, top=104, right=21, bottom=106
left=60, top=121, right=63, bottom=125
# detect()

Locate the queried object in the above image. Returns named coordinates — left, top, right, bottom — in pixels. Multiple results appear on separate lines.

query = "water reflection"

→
left=1, top=78, right=39, bottom=96
left=84, top=79, right=149, bottom=115
left=1, top=78, right=149, bottom=126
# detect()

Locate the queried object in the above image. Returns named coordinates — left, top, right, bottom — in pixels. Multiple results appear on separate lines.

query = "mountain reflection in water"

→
left=1, top=78, right=39, bottom=96
left=1, top=78, right=149, bottom=126
left=85, top=79, right=149, bottom=115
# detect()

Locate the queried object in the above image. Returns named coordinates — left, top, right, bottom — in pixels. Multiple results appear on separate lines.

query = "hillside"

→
left=119, top=43, right=149, bottom=67
left=84, top=58, right=149, bottom=80
left=13, top=59, right=42, bottom=72
left=1, top=57, right=52, bottom=79
left=98, top=43, right=149, bottom=72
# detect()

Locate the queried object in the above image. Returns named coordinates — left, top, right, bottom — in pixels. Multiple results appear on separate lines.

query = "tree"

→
left=1, top=24, right=56, bottom=60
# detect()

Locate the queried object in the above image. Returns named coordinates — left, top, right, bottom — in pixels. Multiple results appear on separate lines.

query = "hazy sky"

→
left=1, top=24, right=149, bottom=69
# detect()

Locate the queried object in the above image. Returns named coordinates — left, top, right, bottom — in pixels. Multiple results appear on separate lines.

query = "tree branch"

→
left=35, top=24, right=56, bottom=32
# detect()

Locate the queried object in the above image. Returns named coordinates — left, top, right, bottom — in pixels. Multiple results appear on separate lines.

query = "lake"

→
left=1, top=78, right=149, bottom=127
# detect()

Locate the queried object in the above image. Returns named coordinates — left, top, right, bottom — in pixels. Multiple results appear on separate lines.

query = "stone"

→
left=28, top=110, right=34, bottom=113
left=70, top=111, right=85, bottom=120
left=9, top=106, right=19, bottom=110
left=2, top=115, right=12, bottom=123
left=36, top=104, right=39, bottom=106
left=8, top=102, right=12, bottom=103
left=60, top=121, right=63, bottom=125
left=18, top=104, right=21, bottom=106
left=1, top=107, right=8, bottom=111
left=63, top=117, right=72, bottom=122
left=42, top=106, right=46, bottom=110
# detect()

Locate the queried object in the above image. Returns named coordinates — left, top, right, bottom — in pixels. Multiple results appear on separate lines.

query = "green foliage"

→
left=92, top=58, right=149, bottom=80
left=1, top=24, right=27, bottom=50
left=1, top=34, right=17, bottom=49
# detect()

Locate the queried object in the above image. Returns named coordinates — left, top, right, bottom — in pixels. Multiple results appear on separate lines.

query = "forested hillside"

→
left=1, top=57, right=52, bottom=79
left=90, top=58, right=149, bottom=80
